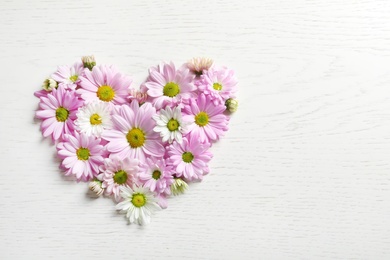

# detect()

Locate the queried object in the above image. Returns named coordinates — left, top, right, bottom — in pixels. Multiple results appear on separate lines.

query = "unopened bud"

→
left=42, top=78, right=57, bottom=92
left=170, top=178, right=188, bottom=196
left=81, top=55, right=96, bottom=70
left=225, top=98, right=238, bottom=112
left=88, top=179, right=104, bottom=196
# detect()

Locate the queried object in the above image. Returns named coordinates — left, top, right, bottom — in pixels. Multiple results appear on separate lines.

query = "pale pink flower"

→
left=198, top=67, right=238, bottom=105
left=182, top=93, right=229, bottom=143
left=100, top=157, right=139, bottom=201
left=166, top=136, right=212, bottom=181
left=139, top=157, right=174, bottom=195
left=77, top=65, right=132, bottom=105
left=51, top=62, right=85, bottom=90
left=35, top=86, right=83, bottom=142
left=143, top=62, right=196, bottom=109
left=57, top=132, right=104, bottom=182
left=102, top=101, right=165, bottom=162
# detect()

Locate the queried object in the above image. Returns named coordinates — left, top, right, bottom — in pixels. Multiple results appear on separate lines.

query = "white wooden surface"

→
left=1, top=0, right=390, bottom=259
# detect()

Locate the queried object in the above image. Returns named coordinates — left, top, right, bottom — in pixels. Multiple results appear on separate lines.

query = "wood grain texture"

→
left=1, top=0, right=390, bottom=259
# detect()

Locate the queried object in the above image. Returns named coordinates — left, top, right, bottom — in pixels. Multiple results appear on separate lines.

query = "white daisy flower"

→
left=116, top=186, right=161, bottom=225
left=75, top=101, right=113, bottom=137
left=153, top=106, right=187, bottom=143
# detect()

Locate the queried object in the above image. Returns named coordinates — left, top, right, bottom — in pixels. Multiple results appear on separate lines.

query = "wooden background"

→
left=1, top=0, right=390, bottom=259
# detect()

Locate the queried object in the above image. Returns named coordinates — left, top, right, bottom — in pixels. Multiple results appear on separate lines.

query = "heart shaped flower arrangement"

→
left=34, top=56, right=238, bottom=225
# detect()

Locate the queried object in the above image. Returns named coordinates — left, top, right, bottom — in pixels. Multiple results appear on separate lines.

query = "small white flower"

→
left=153, top=106, right=187, bottom=143
left=75, top=101, right=113, bottom=137
left=88, top=180, right=104, bottom=196
left=42, top=78, right=57, bottom=91
left=116, top=186, right=161, bottom=225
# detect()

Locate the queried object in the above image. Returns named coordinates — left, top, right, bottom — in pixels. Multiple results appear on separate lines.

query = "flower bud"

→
left=170, top=178, right=188, bottom=196
left=81, top=55, right=96, bottom=70
left=225, top=98, right=238, bottom=112
left=42, top=78, right=57, bottom=92
left=129, top=89, right=148, bottom=105
left=88, top=180, right=104, bottom=196
left=187, top=57, right=213, bottom=76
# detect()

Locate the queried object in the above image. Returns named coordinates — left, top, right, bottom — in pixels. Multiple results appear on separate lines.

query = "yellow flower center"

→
left=89, top=113, right=102, bottom=125
left=69, top=75, right=78, bottom=83
left=97, top=85, right=115, bottom=102
left=167, top=119, right=179, bottom=131
left=195, top=112, right=209, bottom=127
left=76, top=148, right=90, bottom=160
left=163, top=82, right=180, bottom=97
left=126, top=128, right=145, bottom=148
left=55, top=107, right=69, bottom=122
left=113, top=170, right=128, bottom=184
left=182, top=152, right=194, bottom=163
left=213, top=83, right=223, bottom=91
left=131, top=193, right=146, bottom=207
left=152, top=170, right=161, bottom=180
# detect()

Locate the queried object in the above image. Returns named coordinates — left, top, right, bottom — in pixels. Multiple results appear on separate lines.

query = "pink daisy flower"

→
left=57, top=132, right=105, bottom=182
left=182, top=93, right=229, bottom=143
left=143, top=62, right=196, bottom=110
left=139, top=157, right=174, bottom=195
left=198, top=66, right=238, bottom=105
left=102, top=101, right=165, bottom=162
left=100, top=157, right=139, bottom=201
left=77, top=65, right=132, bottom=105
left=35, top=86, right=83, bottom=142
left=51, top=62, right=85, bottom=90
left=166, top=136, right=212, bottom=181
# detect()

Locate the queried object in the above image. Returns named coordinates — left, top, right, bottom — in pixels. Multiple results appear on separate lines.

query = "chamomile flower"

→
left=116, top=185, right=161, bottom=225
left=100, top=157, right=139, bottom=201
left=51, top=62, right=85, bottom=90
left=153, top=106, right=187, bottom=144
left=75, top=101, right=113, bottom=137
